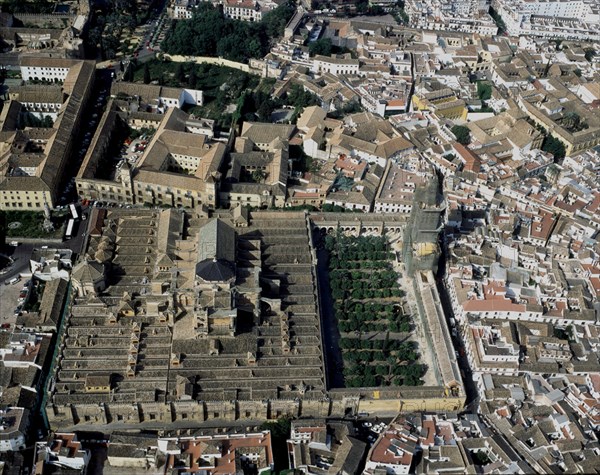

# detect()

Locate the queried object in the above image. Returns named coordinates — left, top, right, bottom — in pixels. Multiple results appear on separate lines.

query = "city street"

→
left=435, top=272, right=479, bottom=410
left=0, top=205, right=90, bottom=283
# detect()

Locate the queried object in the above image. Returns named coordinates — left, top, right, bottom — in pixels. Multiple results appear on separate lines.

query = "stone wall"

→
left=162, top=54, right=253, bottom=74
left=46, top=390, right=465, bottom=430
left=15, top=13, right=75, bottom=29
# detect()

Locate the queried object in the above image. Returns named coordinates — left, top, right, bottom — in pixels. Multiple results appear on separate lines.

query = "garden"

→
left=2, top=210, right=69, bottom=239
left=325, top=233, right=426, bottom=387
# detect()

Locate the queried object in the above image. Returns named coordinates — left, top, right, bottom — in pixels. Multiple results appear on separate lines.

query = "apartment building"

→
left=19, top=57, right=73, bottom=83
left=405, top=0, right=498, bottom=36
left=374, top=162, right=429, bottom=214
left=170, top=0, right=202, bottom=19
left=110, top=82, right=203, bottom=111
left=312, top=54, right=360, bottom=76
left=223, top=0, right=267, bottom=22
left=492, top=0, right=600, bottom=40
left=219, top=122, right=294, bottom=208
left=76, top=106, right=225, bottom=209
left=0, top=58, right=95, bottom=210
left=0, top=408, right=28, bottom=452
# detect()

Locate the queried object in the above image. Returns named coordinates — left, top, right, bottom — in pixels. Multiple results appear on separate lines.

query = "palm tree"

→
left=251, top=169, right=266, bottom=183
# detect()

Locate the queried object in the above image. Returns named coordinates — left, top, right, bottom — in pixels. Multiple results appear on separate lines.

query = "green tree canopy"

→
left=451, top=125, right=471, bottom=145
left=309, top=38, right=333, bottom=57
left=476, top=81, right=492, bottom=101
left=143, top=63, right=151, bottom=84
left=161, top=2, right=295, bottom=64
left=542, top=135, right=566, bottom=160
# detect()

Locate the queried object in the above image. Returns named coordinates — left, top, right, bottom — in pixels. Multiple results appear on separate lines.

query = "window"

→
left=213, top=412, right=219, bottom=418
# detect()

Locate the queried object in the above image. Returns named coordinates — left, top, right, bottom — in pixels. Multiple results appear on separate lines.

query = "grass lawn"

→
left=4, top=210, right=70, bottom=239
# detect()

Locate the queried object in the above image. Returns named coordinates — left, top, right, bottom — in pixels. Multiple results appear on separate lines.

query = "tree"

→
left=175, top=63, right=185, bottom=83
left=256, top=98, right=274, bottom=122
left=584, top=48, right=596, bottom=62
left=286, top=84, right=320, bottom=108
left=395, top=8, right=409, bottom=25
left=251, top=169, right=267, bottom=183
left=41, top=115, right=53, bottom=128
left=259, top=418, right=291, bottom=472
left=188, top=68, right=197, bottom=88
left=309, top=38, right=333, bottom=57
left=476, top=81, right=492, bottom=101
left=542, top=135, right=566, bottom=160
left=473, top=451, right=491, bottom=466
left=451, top=125, right=471, bottom=145
left=161, top=2, right=294, bottom=63
left=123, top=64, right=134, bottom=82
left=143, top=63, right=151, bottom=84
left=262, top=1, right=296, bottom=38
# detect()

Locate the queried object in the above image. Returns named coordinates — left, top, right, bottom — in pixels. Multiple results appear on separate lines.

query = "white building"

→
left=312, top=55, right=360, bottom=76
left=405, top=0, right=498, bottom=35
left=374, top=164, right=428, bottom=214
left=34, top=434, right=90, bottom=472
left=0, top=408, right=27, bottom=452
left=223, top=0, right=269, bottom=22
left=160, top=88, right=204, bottom=109
left=493, top=0, right=600, bottom=40
left=364, top=427, right=417, bottom=475
left=20, top=57, right=74, bottom=83
left=171, top=0, right=201, bottom=19
left=170, top=0, right=275, bottom=21
left=575, top=83, right=600, bottom=105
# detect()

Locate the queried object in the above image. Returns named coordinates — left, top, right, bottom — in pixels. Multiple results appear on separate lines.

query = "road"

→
left=0, top=206, right=90, bottom=284
left=0, top=243, right=36, bottom=283
left=435, top=265, right=479, bottom=411
left=56, top=68, right=113, bottom=208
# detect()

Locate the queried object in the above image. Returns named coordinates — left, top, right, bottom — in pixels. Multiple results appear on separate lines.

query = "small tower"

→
left=117, top=161, right=134, bottom=202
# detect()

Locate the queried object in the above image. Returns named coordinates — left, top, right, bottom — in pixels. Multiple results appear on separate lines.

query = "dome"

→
left=195, top=258, right=235, bottom=283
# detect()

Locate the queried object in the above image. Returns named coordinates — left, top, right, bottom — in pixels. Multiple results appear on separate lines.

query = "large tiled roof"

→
left=241, top=122, right=295, bottom=145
